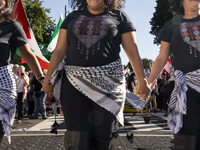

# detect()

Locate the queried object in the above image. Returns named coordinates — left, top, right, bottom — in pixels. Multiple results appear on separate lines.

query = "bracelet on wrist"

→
left=36, top=74, right=43, bottom=79
left=38, top=76, right=45, bottom=82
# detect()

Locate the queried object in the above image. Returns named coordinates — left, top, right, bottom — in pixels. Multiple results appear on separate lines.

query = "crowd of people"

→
left=0, top=0, right=200, bottom=149
left=12, top=64, right=62, bottom=124
left=125, top=67, right=175, bottom=117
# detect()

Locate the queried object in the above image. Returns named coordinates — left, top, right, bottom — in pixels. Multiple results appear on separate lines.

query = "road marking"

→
left=28, top=116, right=64, bottom=131
left=18, top=114, right=170, bottom=132
left=124, top=116, right=170, bottom=131
left=9, top=133, right=173, bottom=137
left=152, top=112, right=168, bottom=120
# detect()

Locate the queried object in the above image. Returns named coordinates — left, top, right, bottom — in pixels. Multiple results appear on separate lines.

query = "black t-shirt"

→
left=61, top=9, right=136, bottom=67
left=158, top=15, right=200, bottom=74
left=0, top=20, right=28, bottom=67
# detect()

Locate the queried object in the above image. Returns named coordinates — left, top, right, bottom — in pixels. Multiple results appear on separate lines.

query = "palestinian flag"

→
left=163, top=58, right=172, bottom=77
left=47, top=14, right=63, bottom=53
left=14, top=0, right=49, bottom=69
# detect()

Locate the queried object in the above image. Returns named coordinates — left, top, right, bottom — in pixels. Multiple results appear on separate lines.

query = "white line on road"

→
left=28, top=116, right=64, bottom=131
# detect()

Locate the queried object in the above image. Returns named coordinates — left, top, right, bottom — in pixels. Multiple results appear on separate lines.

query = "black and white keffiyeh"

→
left=65, top=59, right=126, bottom=125
left=126, top=90, right=150, bottom=110
left=50, top=59, right=126, bottom=125
left=168, top=69, right=200, bottom=134
left=0, top=64, right=17, bottom=144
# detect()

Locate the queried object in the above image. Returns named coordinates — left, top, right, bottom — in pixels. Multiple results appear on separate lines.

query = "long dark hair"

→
left=0, top=0, right=16, bottom=21
left=168, top=0, right=184, bottom=16
left=68, top=0, right=126, bottom=11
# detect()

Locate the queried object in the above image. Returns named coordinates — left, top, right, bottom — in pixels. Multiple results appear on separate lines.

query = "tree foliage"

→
left=149, top=0, right=173, bottom=45
left=22, top=0, right=55, bottom=43
left=124, top=58, right=153, bottom=72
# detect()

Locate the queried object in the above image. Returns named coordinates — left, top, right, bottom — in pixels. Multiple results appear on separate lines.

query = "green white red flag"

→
left=14, top=0, right=49, bottom=69
left=47, top=14, right=63, bottom=53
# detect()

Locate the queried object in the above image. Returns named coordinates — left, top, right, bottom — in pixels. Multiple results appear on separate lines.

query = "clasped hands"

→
left=42, top=78, right=53, bottom=98
left=134, top=78, right=151, bottom=101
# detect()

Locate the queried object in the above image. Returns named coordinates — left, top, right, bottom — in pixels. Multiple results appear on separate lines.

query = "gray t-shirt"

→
left=61, top=9, right=136, bottom=67
left=0, top=20, right=28, bottom=67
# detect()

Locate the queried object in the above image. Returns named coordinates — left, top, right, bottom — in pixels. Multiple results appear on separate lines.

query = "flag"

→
left=47, top=14, right=63, bottom=53
left=38, top=42, right=52, bottom=57
left=14, top=0, right=49, bottom=69
left=163, top=58, right=172, bottom=77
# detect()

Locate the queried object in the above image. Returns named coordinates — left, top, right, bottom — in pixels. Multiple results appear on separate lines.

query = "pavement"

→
left=0, top=112, right=175, bottom=150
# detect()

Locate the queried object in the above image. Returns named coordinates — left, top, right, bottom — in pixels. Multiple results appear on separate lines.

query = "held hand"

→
left=134, top=79, right=151, bottom=101
left=42, top=78, right=53, bottom=97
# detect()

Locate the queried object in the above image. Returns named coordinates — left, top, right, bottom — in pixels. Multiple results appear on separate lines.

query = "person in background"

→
left=29, top=70, right=47, bottom=119
left=15, top=65, right=29, bottom=123
left=168, top=67, right=175, bottom=102
left=159, top=72, right=167, bottom=111
left=150, top=79, right=158, bottom=113
left=26, top=72, right=35, bottom=117
left=147, top=0, right=200, bottom=149
left=12, top=64, right=19, bottom=74
left=0, top=0, right=44, bottom=144
left=42, top=0, right=150, bottom=149
left=127, top=73, right=135, bottom=92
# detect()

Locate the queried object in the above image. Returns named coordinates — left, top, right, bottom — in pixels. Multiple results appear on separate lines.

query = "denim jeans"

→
left=32, top=92, right=47, bottom=118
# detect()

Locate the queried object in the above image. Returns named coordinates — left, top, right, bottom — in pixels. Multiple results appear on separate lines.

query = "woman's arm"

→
left=42, top=29, right=68, bottom=94
left=22, top=76, right=29, bottom=86
left=122, top=31, right=150, bottom=98
left=147, top=41, right=171, bottom=86
left=18, top=44, right=43, bottom=81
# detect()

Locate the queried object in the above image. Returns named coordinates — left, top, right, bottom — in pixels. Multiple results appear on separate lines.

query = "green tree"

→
left=124, top=58, right=153, bottom=73
left=22, top=0, right=55, bottom=43
left=149, top=0, right=173, bottom=45
left=142, top=58, right=153, bottom=69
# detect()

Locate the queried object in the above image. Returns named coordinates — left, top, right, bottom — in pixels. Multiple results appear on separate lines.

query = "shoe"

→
left=16, top=120, right=21, bottom=124
left=43, top=117, right=47, bottom=119
left=153, top=109, right=157, bottom=113
left=29, top=116, right=38, bottom=119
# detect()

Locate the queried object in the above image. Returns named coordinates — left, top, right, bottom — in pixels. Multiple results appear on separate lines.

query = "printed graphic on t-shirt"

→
left=73, top=15, right=109, bottom=60
left=180, top=21, right=200, bottom=57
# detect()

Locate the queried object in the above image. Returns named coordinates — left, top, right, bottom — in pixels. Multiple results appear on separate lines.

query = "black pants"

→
left=0, top=121, right=4, bottom=144
left=17, top=92, right=23, bottom=120
left=176, top=87, right=200, bottom=149
left=60, top=74, right=116, bottom=140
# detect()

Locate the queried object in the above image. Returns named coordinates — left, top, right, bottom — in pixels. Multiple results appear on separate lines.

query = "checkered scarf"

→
left=126, top=91, right=150, bottom=110
left=168, top=69, right=200, bottom=134
left=64, top=59, right=126, bottom=125
left=0, top=64, right=17, bottom=144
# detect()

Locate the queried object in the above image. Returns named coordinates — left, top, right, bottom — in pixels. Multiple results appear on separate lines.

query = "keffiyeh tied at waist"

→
left=0, top=64, right=17, bottom=144
left=168, top=69, right=200, bottom=134
left=50, top=59, right=126, bottom=125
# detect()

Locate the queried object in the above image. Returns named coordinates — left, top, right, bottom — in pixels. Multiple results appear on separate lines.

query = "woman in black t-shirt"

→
left=147, top=0, right=200, bottom=149
left=43, top=0, right=150, bottom=149
left=0, top=0, right=45, bottom=144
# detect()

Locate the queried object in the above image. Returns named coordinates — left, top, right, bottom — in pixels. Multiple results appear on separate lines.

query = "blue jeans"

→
left=32, top=92, right=47, bottom=118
